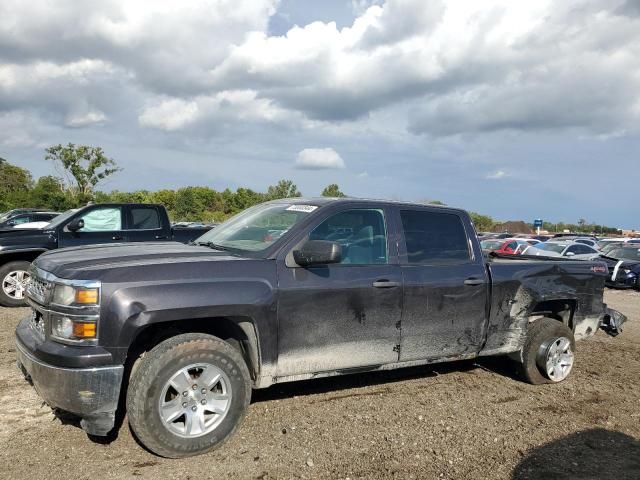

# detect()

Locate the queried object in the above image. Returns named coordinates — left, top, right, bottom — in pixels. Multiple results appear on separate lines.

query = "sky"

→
left=0, top=0, right=639, bottom=228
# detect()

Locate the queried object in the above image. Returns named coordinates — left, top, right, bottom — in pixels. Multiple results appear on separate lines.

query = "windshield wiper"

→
left=194, top=241, right=233, bottom=252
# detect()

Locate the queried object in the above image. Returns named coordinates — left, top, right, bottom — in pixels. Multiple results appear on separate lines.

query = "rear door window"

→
left=400, top=210, right=470, bottom=265
left=129, top=207, right=161, bottom=230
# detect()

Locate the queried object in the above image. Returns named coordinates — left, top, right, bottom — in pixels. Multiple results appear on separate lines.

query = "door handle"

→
left=464, top=278, right=484, bottom=286
left=155, top=235, right=168, bottom=239
left=372, top=280, right=400, bottom=288
left=112, top=236, right=123, bottom=241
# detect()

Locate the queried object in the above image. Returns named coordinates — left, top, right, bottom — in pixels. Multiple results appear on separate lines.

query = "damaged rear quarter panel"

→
left=480, top=259, right=606, bottom=356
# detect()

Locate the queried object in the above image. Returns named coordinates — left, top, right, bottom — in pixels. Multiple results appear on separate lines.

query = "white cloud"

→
left=295, top=148, right=345, bottom=170
left=486, top=170, right=509, bottom=180
left=65, top=110, right=107, bottom=128
left=138, top=90, right=289, bottom=131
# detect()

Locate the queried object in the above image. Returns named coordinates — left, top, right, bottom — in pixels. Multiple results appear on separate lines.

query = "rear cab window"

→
left=399, top=209, right=471, bottom=265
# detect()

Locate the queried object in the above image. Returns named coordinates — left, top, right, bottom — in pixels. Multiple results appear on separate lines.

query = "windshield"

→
left=601, top=243, right=623, bottom=254
left=194, top=202, right=319, bottom=253
left=536, top=243, right=566, bottom=254
left=607, top=248, right=640, bottom=261
left=46, top=209, right=79, bottom=229
left=481, top=240, right=504, bottom=250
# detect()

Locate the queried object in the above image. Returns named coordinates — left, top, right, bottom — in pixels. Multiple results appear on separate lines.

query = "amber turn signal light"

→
left=72, top=321, right=97, bottom=339
left=75, top=288, right=98, bottom=304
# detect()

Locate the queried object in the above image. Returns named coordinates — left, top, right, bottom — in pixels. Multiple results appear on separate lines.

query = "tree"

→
left=29, top=176, right=72, bottom=211
left=45, top=144, right=121, bottom=202
left=469, top=212, right=494, bottom=231
left=577, top=218, right=587, bottom=233
left=427, top=200, right=446, bottom=205
left=266, top=179, right=301, bottom=200
left=321, top=184, right=346, bottom=197
left=0, top=158, right=33, bottom=210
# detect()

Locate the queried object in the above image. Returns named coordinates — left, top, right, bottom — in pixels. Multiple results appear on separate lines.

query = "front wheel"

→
left=0, top=261, right=31, bottom=307
left=126, top=333, right=252, bottom=458
left=518, top=318, right=576, bottom=385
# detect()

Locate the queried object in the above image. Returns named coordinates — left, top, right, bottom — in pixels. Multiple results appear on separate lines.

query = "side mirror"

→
left=67, top=218, right=85, bottom=232
left=293, top=240, right=342, bottom=267
left=565, top=251, right=575, bottom=257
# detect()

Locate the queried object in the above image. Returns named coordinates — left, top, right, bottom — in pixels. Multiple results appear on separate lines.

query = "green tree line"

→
left=0, top=145, right=622, bottom=233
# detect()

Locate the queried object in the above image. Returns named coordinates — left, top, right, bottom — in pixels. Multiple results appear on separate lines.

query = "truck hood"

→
left=0, top=228, right=49, bottom=240
left=34, top=242, right=247, bottom=280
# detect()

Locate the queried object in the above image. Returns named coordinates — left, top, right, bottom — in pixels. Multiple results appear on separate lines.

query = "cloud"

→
left=2, top=0, right=640, bottom=139
left=486, top=170, right=510, bottom=180
left=295, top=148, right=345, bottom=169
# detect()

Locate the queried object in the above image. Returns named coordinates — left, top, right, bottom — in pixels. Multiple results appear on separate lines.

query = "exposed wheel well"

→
left=529, top=300, right=576, bottom=328
left=125, top=317, right=260, bottom=382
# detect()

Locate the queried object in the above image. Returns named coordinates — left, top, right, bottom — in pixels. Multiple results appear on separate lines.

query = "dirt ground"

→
left=0, top=290, right=638, bottom=480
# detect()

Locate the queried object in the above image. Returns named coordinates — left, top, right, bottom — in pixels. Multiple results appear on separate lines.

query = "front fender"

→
left=101, top=278, right=277, bottom=377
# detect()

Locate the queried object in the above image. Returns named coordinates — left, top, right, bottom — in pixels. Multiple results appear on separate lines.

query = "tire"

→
left=518, top=318, right=576, bottom=385
left=126, top=333, right=252, bottom=458
left=0, top=261, right=31, bottom=307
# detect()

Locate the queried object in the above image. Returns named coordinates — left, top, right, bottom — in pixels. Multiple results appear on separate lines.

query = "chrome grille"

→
left=26, top=274, right=52, bottom=305
left=28, top=309, right=46, bottom=341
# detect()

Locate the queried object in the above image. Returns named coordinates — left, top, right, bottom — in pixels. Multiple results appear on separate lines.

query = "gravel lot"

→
left=1, top=290, right=638, bottom=479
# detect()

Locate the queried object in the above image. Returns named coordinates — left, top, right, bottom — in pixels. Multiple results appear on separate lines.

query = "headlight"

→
left=52, top=284, right=99, bottom=306
left=50, top=314, right=97, bottom=342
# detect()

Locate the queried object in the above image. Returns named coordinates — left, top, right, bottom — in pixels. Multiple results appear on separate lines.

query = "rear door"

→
left=125, top=205, right=169, bottom=242
left=395, top=207, right=489, bottom=361
left=58, top=205, right=127, bottom=247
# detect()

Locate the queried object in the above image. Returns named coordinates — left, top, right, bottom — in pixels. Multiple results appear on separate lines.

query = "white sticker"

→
left=286, top=205, right=318, bottom=213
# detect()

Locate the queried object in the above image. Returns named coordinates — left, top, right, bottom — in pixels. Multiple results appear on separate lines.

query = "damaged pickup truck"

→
left=15, top=198, right=626, bottom=458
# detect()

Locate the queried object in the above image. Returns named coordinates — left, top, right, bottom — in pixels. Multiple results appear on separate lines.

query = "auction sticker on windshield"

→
left=286, top=205, right=318, bottom=213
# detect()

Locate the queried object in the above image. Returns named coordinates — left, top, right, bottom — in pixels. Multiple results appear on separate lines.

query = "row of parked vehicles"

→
left=479, top=232, right=640, bottom=290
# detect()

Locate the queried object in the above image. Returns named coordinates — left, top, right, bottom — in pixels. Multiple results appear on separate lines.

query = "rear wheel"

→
left=518, top=318, right=576, bottom=385
left=126, top=333, right=251, bottom=458
left=0, top=261, right=31, bottom=307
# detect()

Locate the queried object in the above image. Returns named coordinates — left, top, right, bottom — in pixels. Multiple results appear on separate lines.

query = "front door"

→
left=276, top=207, right=402, bottom=377
left=396, top=208, right=489, bottom=361
left=59, top=205, right=127, bottom=248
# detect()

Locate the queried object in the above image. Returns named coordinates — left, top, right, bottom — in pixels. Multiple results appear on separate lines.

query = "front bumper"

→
left=15, top=333, right=124, bottom=436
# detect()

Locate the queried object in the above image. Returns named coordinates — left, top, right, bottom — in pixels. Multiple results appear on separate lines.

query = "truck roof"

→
left=267, top=197, right=461, bottom=211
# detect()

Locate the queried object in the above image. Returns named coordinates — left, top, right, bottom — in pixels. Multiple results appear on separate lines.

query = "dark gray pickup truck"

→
left=15, top=198, right=626, bottom=458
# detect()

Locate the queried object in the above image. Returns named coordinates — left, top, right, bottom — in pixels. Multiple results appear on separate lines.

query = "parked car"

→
left=601, top=246, right=640, bottom=290
left=0, top=203, right=213, bottom=307
left=15, top=198, right=625, bottom=457
left=0, top=208, right=52, bottom=221
left=481, top=238, right=530, bottom=255
left=573, top=238, right=598, bottom=248
left=552, top=233, right=598, bottom=241
left=600, top=242, right=626, bottom=256
left=523, top=241, right=600, bottom=260
left=13, top=221, right=53, bottom=229
left=0, top=211, right=59, bottom=229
